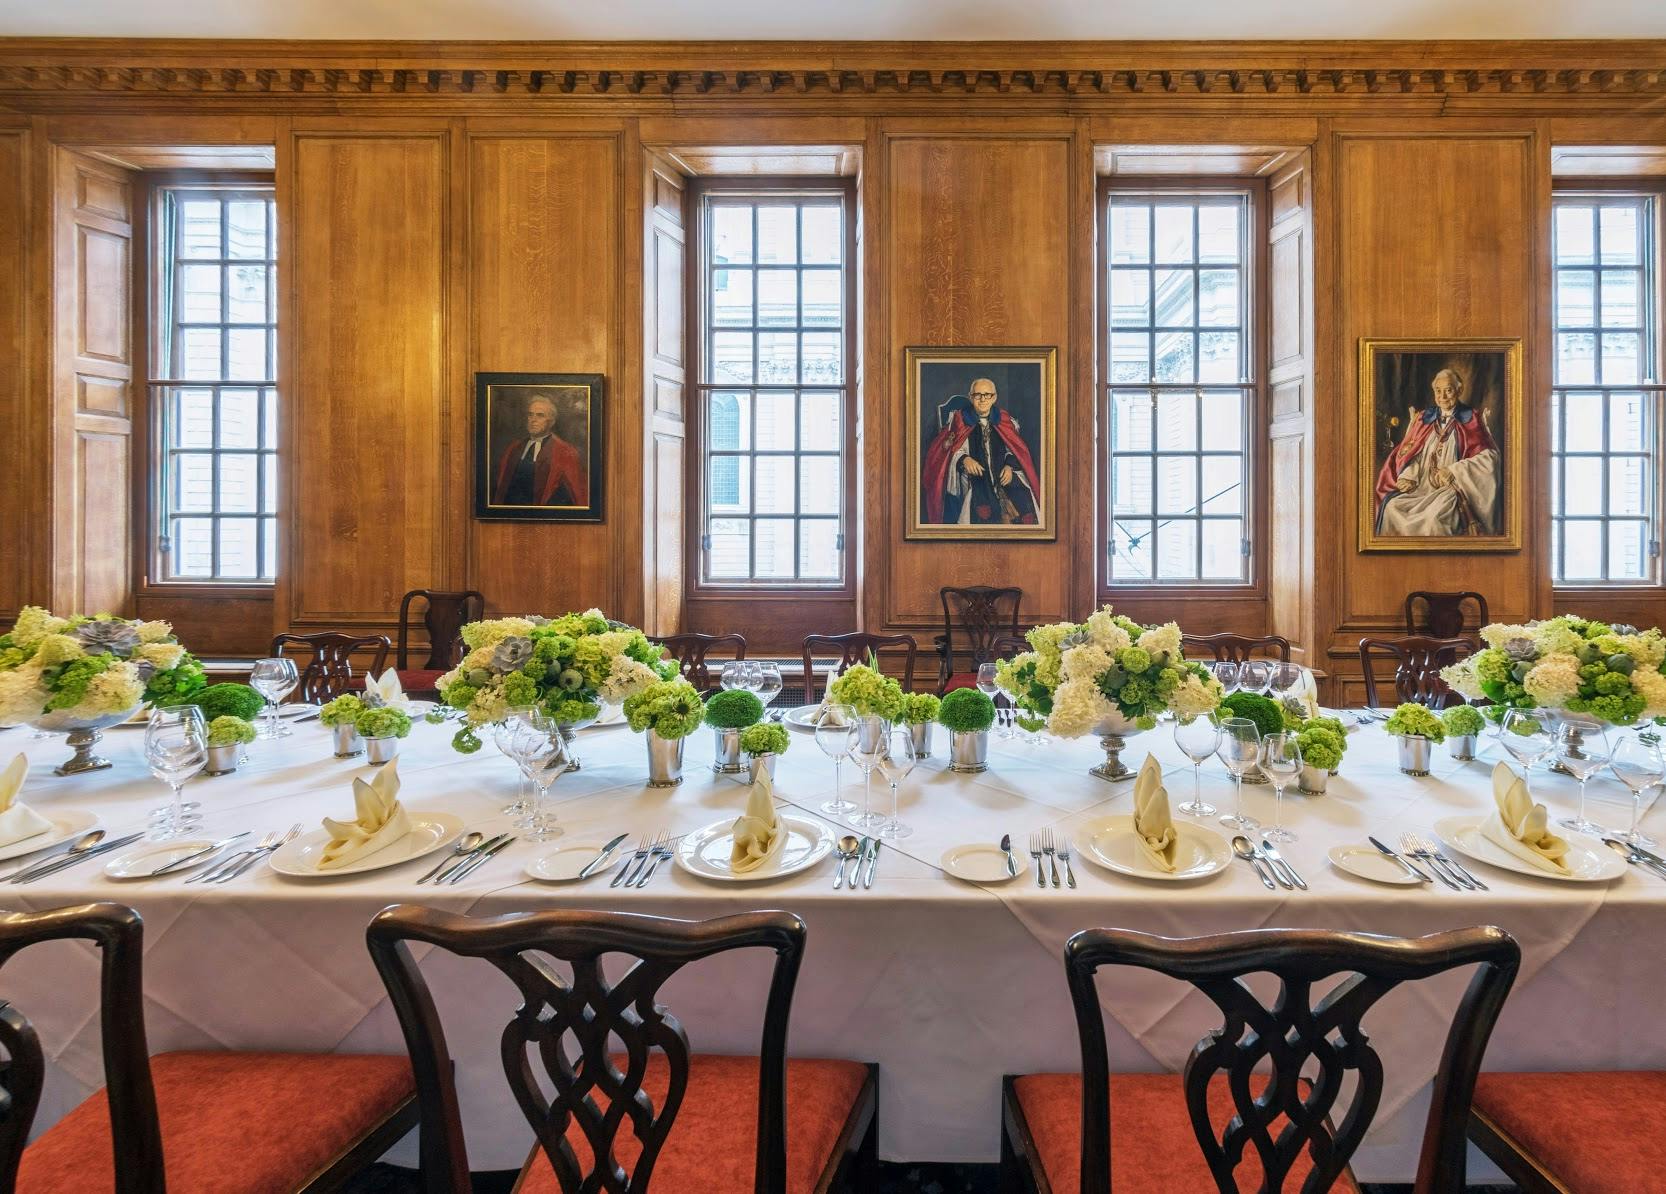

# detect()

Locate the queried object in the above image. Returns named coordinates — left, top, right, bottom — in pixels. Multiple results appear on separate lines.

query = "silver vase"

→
left=1297, top=762, right=1329, bottom=795
left=712, top=726, right=745, bottom=774
left=646, top=730, right=685, bottom=788
left=855, top=714, right=887, bottom=754
left=1087, top=712, right=1145, bottom=782
left=747, top=753, right=777, bottom=784
left=908, top=721, right=933, bottom=760
left=204, top=743, right=241, bottom=776
left=365, top=736, right=401, bottom=765
left=949, top=730, right=989, bottom=773
left=1397, top=735, right=1433, bottom=776
left=29, top=706, right=143, bottom=776
left=331, top=723, right=365, bottom=758
left=1448, top=734, right=1478, bottom=761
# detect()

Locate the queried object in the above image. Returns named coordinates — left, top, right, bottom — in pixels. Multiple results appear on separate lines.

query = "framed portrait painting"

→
left=1357, top=338, right=1523, bottom=553
left=474, top=372, right=605, bottom=523
left=905, top=346, right=1057, bottom=541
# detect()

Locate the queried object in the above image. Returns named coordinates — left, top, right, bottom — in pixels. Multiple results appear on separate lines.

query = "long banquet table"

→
left=1, top=710, right=1663, bottom=1182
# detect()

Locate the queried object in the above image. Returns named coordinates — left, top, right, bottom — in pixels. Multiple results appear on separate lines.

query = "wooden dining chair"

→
left=651, top=631, right=748, bottom=696
left=1468, top=1070, right=1666, bottom=1192
left=1404, top=590, right=1490, bottom=639
left=366, top=906, right=877, bottom=1194
left=1002, top=925, right=1520, bottom=1194
left=1358, top=635, right=1474, bottom=709
left=1180, top=632, right=1292, bottom=663
left=270, top=630, right=392, bottom=703
left=395, top=588, right=485, bottom=695
left=935, top=586, right=1023, bottom=694
left=801, top=632, right=917, bottom=704
left=1, top=903, right=416, bottom=1194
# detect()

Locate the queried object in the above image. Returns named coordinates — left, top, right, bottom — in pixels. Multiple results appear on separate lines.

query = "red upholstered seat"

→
left=1473, top=1071, right=1666, bottom=1194
left=395, top=668, right=447, bottom=693
left=16, top=1051, right=414, bottom=1194
left=1011, top=1072, right=1363, bottom=1194
left=942, top=672, right=980, bottom=693
left=518, top=1053, right=869, bottom=1194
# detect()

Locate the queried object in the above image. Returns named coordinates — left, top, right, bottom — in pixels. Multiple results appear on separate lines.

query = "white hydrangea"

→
left=1480, top=623, right=1536, bottom=650
left=135, top=619, right=175, bottom=644
left=7, top=606, right=70, bottom=648
left=1522, top=653, right=1582, bottom=706
left=465, top=686, right=509, bottom=726
left=1083, top=610, right=1132, bottom=653
left=598, top=656, right=660, bottom=705
left=1170, top=671, right=1223, bottom=721
left=76, top=661, right=146, bottom=716
left=1047, top=678, right=1114, bottom=739
left=0, top=666, right=49, bottom=725
left=135, top=642, right=185, bottom=671
left=1060, top=643, right=1116, bottom=685
left=460, top=644, right=497, bottom=673
left=1617, top=631, right=1666, bottom=671
left=1136, top=622, right=1182, bottom=664
left=1631, top=667, right=1666, bottom=719
left=1532, top=620, right=1585, bottom=658
left=1440, top=658, right=1486, bottom=701
left=32, top=634, right=86, bottom=667
left=459, top=617, right=537, bottom=651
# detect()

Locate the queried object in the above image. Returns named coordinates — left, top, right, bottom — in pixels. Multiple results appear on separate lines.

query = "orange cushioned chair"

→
left=0, top=903, right=416, bottom=1194
left=1468, top=1070, right=1666, bottom=1193
left=366, top=905, right=877, bottom=1194
left=1002, top=925, right=1520, bottom=1194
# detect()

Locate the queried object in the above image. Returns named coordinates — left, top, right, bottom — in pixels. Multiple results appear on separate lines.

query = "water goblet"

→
left=1554, top=715, right=1610, bottom=834
left=848, top=723, right=888, bottom=827
left=1238, top=659, right=1272, bottom=695
left=493, top=706, right=538, bottom=821
left=249, top=656, right=299, bottom=738
left=874, top=727, right=917, bottom=839
left=1217, top=717, right=1263, bottom=832
left=755, top=662, right=783, bottom=708
left=815, top=703, right=858, bottom=817
left=145, top=705, right=207, bottom=840
left=740, top=661, right=763, bottom=692
left=1173, top=714, right=1222, bottom=817
left=1211, top=661, right=1241, bottom=696
left=1260, top=731, right=1303, bottom=843
left=509, top=709, right=568, bottom=842
left=719, top=661, right=745, bottom=690
left=1611, top=735, right=1666, bottom=848
left=1268, top=663, right=1305, bottom=701
left=1498, top=709, right=1554, bottom=798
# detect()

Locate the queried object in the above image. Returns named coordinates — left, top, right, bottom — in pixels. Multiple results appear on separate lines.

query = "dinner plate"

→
left=267, top=812, right=467, bottom=877
left=525, top=842, right=613, bottom=883
left=1434, top=815, right=1626, bottom=883
left=784, top=705, right=850, bottom=733
left=675, top=814, right=835, bottom=882
left=941, top=842, right=1027, bottom=884
left=0, top=809, right=99, bottom=862
left=402, top=700, right=438, bottom=719
left=104, top=838, right=235, bottom=881
left=1326, top=844, right=1420, bottom=886
left=1072, top=815, right=1231, bottom=881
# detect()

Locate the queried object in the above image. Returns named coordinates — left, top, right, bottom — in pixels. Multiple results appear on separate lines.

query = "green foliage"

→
left=1384, top=702, right=1446, bottom=742
left=1219, top=691, right=1284, bottom=738
left=623, top=679, right=705, bottom=739
left=897, top=692, right=941, bottom=725
left=42, top=655, right=113, bottom=712
left=319, top=694, right=366, bottom=728
left=1441, top=704, right=1486, bottom=738
left=452, top=726, right=482, bottom=753
left=356, top=707, right=413, bottom=739
left=704, top=689, right=764, bottom=729
left=206, top=715, right=257, bottom=747
left=143, top=654, right=206, bottom=706
left=191, top=683, right=265, bottom=722
left=739, top=722, right=790, bottom=756
left=827, top=663, right=905, bottom=721
left=938, top=687, right=996, bottom=733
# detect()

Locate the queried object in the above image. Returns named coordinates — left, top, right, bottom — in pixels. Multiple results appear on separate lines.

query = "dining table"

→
left=1, top=707, right=1662, bottom=1183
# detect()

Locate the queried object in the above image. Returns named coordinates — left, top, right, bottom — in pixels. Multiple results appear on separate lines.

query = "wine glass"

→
left=248, top=657, right=299, bottom=738
left=1211, top=661, right=1241, bottom=696
left=1173, top=714, right=1222, bottom=818
left=815, top=703, right=858, bottom=817
left=1238, top=660, right=1272, bottom=695
left=719, top=661, right=746, bottom=691
left=509, top=708, right=568, bottom=842
left=493, top=706, right=538, bottom=821
left=1268, top=663, right=1305, bottom=701
left=1610, top=735, right=1666, bottom=847
left=1260, top=731, right=1303, bottom=843
left=873, top=727, right=917, bottom=839
left=1554, top=715, right=1610, bottom=834
left=754, top=663, right=783, bottom=709
left=1217, top=717, right=1263, bottom=832
left=1498, top=708, right=1554, bottom=783
left=145, top=705, right=207, bottom=840
left=848, top=723, right=888, bottom=827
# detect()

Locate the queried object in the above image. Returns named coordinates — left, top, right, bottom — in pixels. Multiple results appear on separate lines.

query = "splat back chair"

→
left=270, top=630, right=392, bottom=703
left=1003, top=925, right=1520, bottom=1194
left=801, top=632, right=917, bottom=704
left=1180, top=633, right=1292, bottom=663
left=367, top=905, right=877, bottom=1194
left=651, top=632, right=748, bottom=697
left=1358, top=635, right=1474, bottom=710
left=1404, top=591, right=1489, bottom=639
left=935, top=586, right=1023, bottom=694
left=396, top=589, right=486, bottom=695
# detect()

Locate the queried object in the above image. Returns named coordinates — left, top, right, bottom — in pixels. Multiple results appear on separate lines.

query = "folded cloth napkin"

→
left=318, top=758, right=411, bottom=870
left=0, top=754, right=52, bottom=849
left=730, top=768, right=786, bottom=874
left=1132, top=754, right=1179, bottom=872
left=1481, top=761, right=1571, bottom=875
left=362, top=669, right=411, bottom=713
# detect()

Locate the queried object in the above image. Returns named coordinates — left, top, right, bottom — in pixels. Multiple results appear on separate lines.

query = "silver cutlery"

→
left=612, top=833, right=656, bottom=888
left=1622, top=839, right=1666, bottom=872
left=578, top=833, right=630, bottom=880
left=209, top=823, right=301, bottom=883
left=1407, top=831, right=1487, bottom=890
left=1367, top=834, right=1435, bottom=885
left=416, top=831, right=484, bottom=884
left=1258, top=838, right=1307, bottom=890
left=188, top=829, right=280, bottom=883
left=1041, top=829, right=1061, bottom=888
left=1398, top=832, right=1466, bottom=891
left=1056, top=837, right=1077, bottom=889
left=8, top=829, right=108, bottom=882
left=1230, top=835, right=1277, bottom=890
left=1029, top=832, right=1045, bottom=888
left=999, top=833, right=1018, bottom=878
left=1251, top=839, right=1293, bottom=889
left=11, top=832, right=145, bottom=884
left=862, top=839, right=881, bottom=889
left=834, top=834, right=861, bottom=889
left=632, top=836, right=679, bottom=888
left=149, top=832, right=250, bottom=877
left=446, top=835, right=517, bottom=884
left=848, top=837, right=873, bottom=892
left=1604, top=838, right=1666, bottom=880
left=432, top=833, right=508, bottom=884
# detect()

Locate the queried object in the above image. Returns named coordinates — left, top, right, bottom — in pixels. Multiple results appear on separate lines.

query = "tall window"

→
left=1103, top=189, right=1256, bottom=584
left=1551, top=192, right=1662, bottom=584
left=151, top=184, right=278, bottom=582
left=694, top=186, right=850, bottom=585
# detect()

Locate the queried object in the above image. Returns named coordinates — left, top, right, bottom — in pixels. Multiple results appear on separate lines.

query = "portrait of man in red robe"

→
left=1372, top=365, right=1501, bottom=538
left=490, top=392, right=589, bottom=508
left=920, top=377, right=1042, bottom=526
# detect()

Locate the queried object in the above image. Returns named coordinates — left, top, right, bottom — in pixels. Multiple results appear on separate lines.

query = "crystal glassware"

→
left=1268, top=663, right=1305, bottom=701
left=248, top=657, right=299, bottom=739
left=848, top=721, right=888, bottom=828
left=145, top=705, right=207, bottom=840
left=508, top=708, right=568, bottom=842
left=493, top=706, right=538, bottom=821
left=1611, top=735, right=1666, bottom=847
left=874, top=727, right=917, bottom=839
left=754, top=662, right=784, bottom=708
left=815, top=703, right=858, bottom=817
left=719, top=661, right=745, bottom=690
left=1217, top=716, right=1263, bottom=832
left=1498, top=709, right=1555, bottom=804
left=1554, top=715, right=1610, bottom=835
left=1238, top=659, right=1272, bottom=695
left=1259, top=730, right=1303, bottom=843
left=1211, top=660, right=1241, bottom=696
left=1173, top=714, right=1222, bottom=817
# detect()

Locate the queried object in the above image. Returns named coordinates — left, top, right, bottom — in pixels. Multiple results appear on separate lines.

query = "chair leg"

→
left=854, top=1110, right=879, bottom=1190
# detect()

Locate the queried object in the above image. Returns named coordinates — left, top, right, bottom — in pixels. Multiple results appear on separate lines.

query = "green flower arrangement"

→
left=1383, top=702, right=1446, bottom=742
left=1441, top=704, right=1486, bottom=739
left=827, top=662, right=905, bottom=721
left=624, top=679, right=706, bottom=739
left=356, top=706, right=413, bottom=740
left=1219, top=691, right=1284, bottom=739
left=206, top=715, right=257, bottom=748
left=191, top=682, right=265, bottom=722
left=1294, top=715, right=1348, bottom=772
left=0, top=606, right=205, bottom=725
left=938, top=688, right=996, bottom=734
left=897, top=692, right=941, bottom=725
left=319, top=693, right=366, bottom=728
left=705, top=689, right=764, bottom=730
left=1441, top=615, right=1666, bottom=726
left=739, top=722, right=791, bottom=757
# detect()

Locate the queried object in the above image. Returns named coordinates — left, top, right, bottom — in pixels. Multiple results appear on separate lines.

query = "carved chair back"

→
left=0, top=903, right=162, bottom=1194
left=1359, top=635, right=1474, bottom=709
left=270, top=631, right=392, bottom=703
left=396, top=590, right=486, bottom=671
left=366, top=906, right=806, bottom=1194
left=1063, top=926, right=1519, bottom=1194
left=1404, top=591, right=1490, bottom=640
left=801, top=632, right=918, bottom=704
left=936, top=587, right=1023, bottom=692
left=1181, top=633, right=1293, bottom=663
left=650, top=633, right=748, bottom=696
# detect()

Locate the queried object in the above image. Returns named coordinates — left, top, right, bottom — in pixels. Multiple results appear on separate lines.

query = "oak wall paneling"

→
left=0, top=123, right=35, bottom=625
left=642, top=149, right=686, bottom=636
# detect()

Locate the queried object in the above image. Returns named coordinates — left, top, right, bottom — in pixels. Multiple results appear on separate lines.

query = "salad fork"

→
left=1409, top=831, right=1487, bottom=891
left=1055, top=836, right=1077, bottom=889
left=1028, top=833, right=1045, bottom=888
left=1041, top=829, right=1061, bottom=888
left=1399, top=832, right=1467, bottom=891
left=188, top=829, right=278, bottom=884
left=611, top=833, right=655, bottom=888
left=633, top=835, right=680, bottom=888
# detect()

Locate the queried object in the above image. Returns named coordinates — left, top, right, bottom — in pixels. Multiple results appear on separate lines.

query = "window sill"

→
left=689, top=586, right=853, bottom=601
left=1099, top=585, right=1264, bottom=601
left=138, top=583, right=276, bottom=599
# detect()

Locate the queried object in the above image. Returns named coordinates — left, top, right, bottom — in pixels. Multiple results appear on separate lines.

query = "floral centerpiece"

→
left=1441, top=704, right=1487, bottom=760
left=826, top=661, right=905, bottom=721
left=739, top=721, right=791, bottom=783
left=625, top=678, right=705, bottom=786
left=1383, top=702, right=1445, bottom=776
left=897, top=692, right=941, bottom=759
left=203, top=715, right=258, bottom=776
left=1291, top=714, right=1348, bottom=794
left=1440, top=615, right=1666, bottom=727
left=938, top=688, right=996, bottom=773
left=704, top=689, right=764, bottom=774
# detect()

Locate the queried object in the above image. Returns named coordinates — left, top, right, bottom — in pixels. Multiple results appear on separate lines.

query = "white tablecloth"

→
left=1, top=712, right=1662, bottom=1182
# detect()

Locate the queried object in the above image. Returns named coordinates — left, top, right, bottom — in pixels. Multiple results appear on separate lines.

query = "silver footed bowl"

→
left=29, top=705, right=145, bottom=734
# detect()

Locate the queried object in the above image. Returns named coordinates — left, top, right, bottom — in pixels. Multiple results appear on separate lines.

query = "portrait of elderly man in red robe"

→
left=491, top=391, right=589, bottom=508
left=475, top=374, right=604, bottom=522
left=1373, top=366, right=1500, bottom=538
left=921, top=377, right=1043, bottom=527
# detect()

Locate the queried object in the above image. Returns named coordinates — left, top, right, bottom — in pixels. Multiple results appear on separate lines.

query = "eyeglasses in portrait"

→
left=473, top=373, right=605, bottom=522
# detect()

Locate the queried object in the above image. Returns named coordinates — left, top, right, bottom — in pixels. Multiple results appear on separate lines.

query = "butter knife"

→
left=1000, top=833, right=1018, bottom=877
left=12, top=833, right=146, bottom=884
left=863, top=839, right=882, bottom=889
left=578, top=833, right=629, bottom=880
left=1368, top=835, right=1433, bottom=884
left=446, top=835, right=516, bottom=884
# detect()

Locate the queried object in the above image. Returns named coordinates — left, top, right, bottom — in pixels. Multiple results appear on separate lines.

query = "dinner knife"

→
left=850, top=837, right=873, bottom=892
left=1623, top=840, right=1666, bottom=872
left=1000, top=833, right=1018, bottom=877
left=11, top=833, right=146, bottom=884
left=4, top=831, right=99, bottom=876
left=578, top=833, right=629, bottom=880
left=1367, top=835, right=1434, bottom=884
left=863, top=839, right=882, bottom=889
left=149, top=832, right=251, bottom=877
left=446, top=836, right=516, bottom=884
left=433, top=833, right=508, bottom=885
left=1258, top=839, right=1307, bottom=891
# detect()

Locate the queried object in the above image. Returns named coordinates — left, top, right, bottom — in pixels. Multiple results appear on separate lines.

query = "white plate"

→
left=276, top=703, right=321, bottom=721
left=941, top=842, right=1027, bottom=884
left=0, top=809, right=100, bottom=862
left=525, top=842, right=613, bottom=883
left=1327, top=844, right=1421, bottom=885
left=402, top=700, right=438, bottom=718
left=675, top=814, right=835, bottom=882
left=267, top=812, right=467, bottom=877
left=1072, top=815, right=1231, bottom=881
left=1434, top=815, right=1627, bottom=883
left=104, top=838, right=234, bottom=881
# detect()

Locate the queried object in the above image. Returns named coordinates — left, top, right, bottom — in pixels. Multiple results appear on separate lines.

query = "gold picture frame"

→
left=905, top=346, right=1058, bottom=541
left=1357, top=337, right=1524, bottom=553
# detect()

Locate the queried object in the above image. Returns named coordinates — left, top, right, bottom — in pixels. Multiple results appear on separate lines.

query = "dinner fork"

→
left=1029, top=833, right=1045, bottom=888
left=214, top=823, right=302, bottom=883
left=1399, top=832, right=1467, bottom=891
left=611, top=833, right=655, bottom=888
left=1041, top=829, right=1061, bottom=888
left=1408, top=831, right=1487, bottom=891
left=633, top=835, right=679, bottom=888
left=188, top=828, right=280, bottom=884
left=1055, top=836, right=1077, bottom=889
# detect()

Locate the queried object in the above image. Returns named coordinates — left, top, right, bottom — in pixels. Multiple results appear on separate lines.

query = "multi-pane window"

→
left=696, top=189, right=848, bottom=584
left=1104, top=191, right=1255, bottom=583
left=152, top=185, right=278, bottom=582
left=1551, top=193, right=1662, bottom=584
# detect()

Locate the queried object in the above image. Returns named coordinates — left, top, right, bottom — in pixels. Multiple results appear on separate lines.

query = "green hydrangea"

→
left=43, top=655, right=113, bottom=712
left=739, top=722, right=790, bottom=756
left=1384, top=702, right=1446, bottom=742
left=319, top=694, right=366, bottom=728
left=938, top=688, right=996, bottom=733
left=206, top=715, right=257, bottom=747
left=500, top=670, right=539, bottom=707
left=439, top=679, right=478, bottom=710
left=897, top=692, right=941, bottom=725
left=143, top=654, right=206, bottom=707
left=1295, top=723, right=1345, bottom=771
left=1115, top=647, right=1151, bottom=675
left=623, top=679, right=705, bottom=739
left=452, top=726, right=483, bottom=753
left=827, top=663, right=905, bottom=720
left=356, top=707, right=412, bottom=739
left=1441, top=704, right=1486, bottom=737
left=543, top=697, right=601, bottom=724
left=191, top=682, right=265, bottom=722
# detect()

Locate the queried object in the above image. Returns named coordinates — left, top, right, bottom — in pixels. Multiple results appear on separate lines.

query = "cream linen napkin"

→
left=1481, top=761, right=1571, bottom=875
left=1131, top=755, right=1179, bottom=872
left=318, top=758, right=412, bottom=870
left=362, top=669, right=411, bottom=713
left=731, top=768, right=786, bottom=874
left=0, top=755, right=52, bottom=849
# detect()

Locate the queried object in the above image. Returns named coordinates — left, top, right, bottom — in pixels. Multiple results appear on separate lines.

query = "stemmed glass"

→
left=977, top=663, right=1010, bottom=739
left=145, top=705, right=207, bottom=840
left=1173, top=714, right=1222, bottom=817
left=494, top=706, right=537, bottom=821
left=754, top=663, right=783, bottom=709
left=249, top=657, right=299, bottom=738
left=1260, top=731, right=1303, bottom=843
left=1238, top=660, right=1272, bottom=695
left=848, top=723, right=888, bottom=827
left=873, top=727, right=916, bottom=840
left=1217, top=717, right=1263, bottom=832
left=1211, top=661, right=1241, bottom=697
left=1498, top=708, right=1555, bottom=800
left=1610, top=736, right=1666, bottom=848
left=1269, top=663, right=1305, bottom=701
left=816, top=703, right=858, bottom=817
left=508, top=708, right=569, bottom=842
left=1554, top=716, right=1610, bottom=834
left=719, top=662, right=746, bottom=691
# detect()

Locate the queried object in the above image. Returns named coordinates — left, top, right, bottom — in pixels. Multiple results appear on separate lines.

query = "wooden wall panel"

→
left=642, top=151, right=686, bottom=635
left=1267, top=151, right=1316, bottom=665
left=0, top=128, right=31, bottom=624
left=289, top=132, right=447, bottom=625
